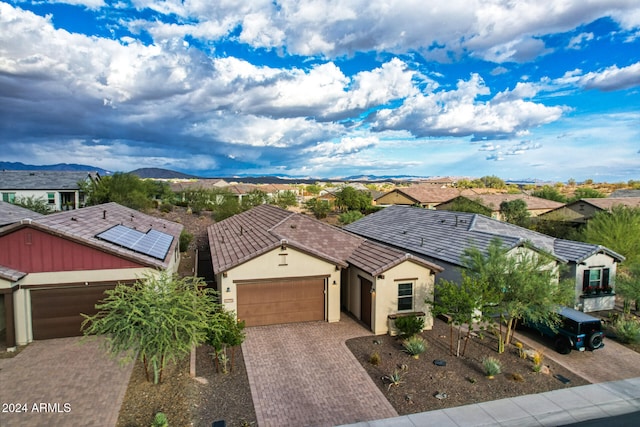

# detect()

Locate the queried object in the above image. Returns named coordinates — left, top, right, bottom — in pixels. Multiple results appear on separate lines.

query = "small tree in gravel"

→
left=82, top=272, right=224, bottom=384
left=207, top=309, right=246, bottom=373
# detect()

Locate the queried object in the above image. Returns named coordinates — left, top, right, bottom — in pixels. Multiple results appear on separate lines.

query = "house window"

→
left=582, top=268, right=610, bottom=293
left=398, top=282, right=413, bottom=311
left=47, top=192, right=55, bottom=205
left=2, top=192, right=16, bottom=203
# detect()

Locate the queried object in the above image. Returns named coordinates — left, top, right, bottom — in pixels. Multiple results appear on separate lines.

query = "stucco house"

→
left=539, top=197, right=640, bottom=224
left=0, top=170, right=100, bottom=211
left=375, top=186, right=460, bottom=209
left=345, top=205, right=625, bottom=313
left=208, top=204, right=443, bottom=334
left=0, top=202, right=182, bottom=348
left=436, top=192, right=564, bottom=220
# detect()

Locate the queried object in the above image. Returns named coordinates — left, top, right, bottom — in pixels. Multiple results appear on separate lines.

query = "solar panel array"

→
left=96, top=225, right=174, bottom=260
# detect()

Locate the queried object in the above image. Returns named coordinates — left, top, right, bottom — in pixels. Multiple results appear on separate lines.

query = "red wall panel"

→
left=0, top=227, right=144, bottom=273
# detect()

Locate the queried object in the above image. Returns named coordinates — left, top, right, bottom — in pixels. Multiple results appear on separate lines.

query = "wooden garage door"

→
left=237, top=277, right=325, bottom=327
left=31, top=285, right=115, bottom=340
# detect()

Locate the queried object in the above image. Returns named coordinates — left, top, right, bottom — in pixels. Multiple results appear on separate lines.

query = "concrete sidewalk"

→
left=339, top=377, right=640, bottom=427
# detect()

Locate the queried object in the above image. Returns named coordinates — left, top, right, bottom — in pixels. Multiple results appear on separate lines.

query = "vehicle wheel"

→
left=555, top=337, right=571, bottom=354
left=589, top=332, right=604, bottom=349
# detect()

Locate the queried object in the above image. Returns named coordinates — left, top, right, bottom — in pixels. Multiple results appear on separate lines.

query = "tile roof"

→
left=208, top=204, right=443, bottom=275
left=377, top=186, right=460, bottom=204
left=458, top=193, right=564, bottom=210
left=576, top=197, right=640, bottom=210
left=344, top=205, right=624, bottom=267
left=0, top=170, right=98, bottom=190
left=0, top=201, right=44, bottom=226
left=0, top=202, right=183, bottom=268
left=0, top=265, right=26, bottom=282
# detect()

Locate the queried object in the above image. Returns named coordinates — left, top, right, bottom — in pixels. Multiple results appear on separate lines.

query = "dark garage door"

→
left=237, top=277, right=325, bottom=327
left=31, top=285, right=115, bottom=340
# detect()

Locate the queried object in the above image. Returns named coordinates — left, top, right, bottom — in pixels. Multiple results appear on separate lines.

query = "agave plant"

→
left=402, top=335, right=427, bottom=359
left=383, top=369, right=404, bottom=390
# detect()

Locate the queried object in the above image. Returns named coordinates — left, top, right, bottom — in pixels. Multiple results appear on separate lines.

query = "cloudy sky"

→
left=1, top=1, right=639, bottom=181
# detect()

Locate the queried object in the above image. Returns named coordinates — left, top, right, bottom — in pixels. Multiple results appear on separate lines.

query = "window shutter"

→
left=602, top=268, right=610, bottom=288
left=582, top=270, right=590, bottom=290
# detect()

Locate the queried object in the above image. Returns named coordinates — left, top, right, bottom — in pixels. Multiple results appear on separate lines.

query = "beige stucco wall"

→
left=216, top=246, right=341, bottom=323
left=347, top=261, right=436, bottom=335
left=8, top=190, right=81, bottom=211
left=12, top=267, right=164, bottom=345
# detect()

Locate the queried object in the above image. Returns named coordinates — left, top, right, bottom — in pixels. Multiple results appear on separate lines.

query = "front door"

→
left=360, top=277, right=372, bottom=329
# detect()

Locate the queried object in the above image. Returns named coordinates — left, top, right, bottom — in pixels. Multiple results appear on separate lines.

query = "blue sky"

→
left=1, top=1, right=639, bottom=182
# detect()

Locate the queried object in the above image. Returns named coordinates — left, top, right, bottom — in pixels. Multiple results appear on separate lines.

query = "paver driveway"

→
left=0, top=337, right=134, bottom=427
left=514, top=328, right=640, bottom=383
left=242, top=315, right=397, bottom=427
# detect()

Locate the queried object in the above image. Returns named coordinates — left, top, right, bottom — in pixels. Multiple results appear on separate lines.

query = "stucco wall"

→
left=571, top=252, right=618, bottom=312
left=216, top=246, right=341, bottom=323
left=347, top=261, right=435, bottom=335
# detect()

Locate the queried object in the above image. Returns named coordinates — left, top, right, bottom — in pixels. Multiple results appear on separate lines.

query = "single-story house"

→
left=0, top=170, right=100, bottom=211
left=208, top=204, right=443, bottom=334
left=539, top=197, right=640, bottom=224
left=0, top=202, right=182, bottom=348
left=345, top=205, right=625, bottom=313
left=436, top=193, right=564, bottom=220
left=375, top=186, right=460, bottom=209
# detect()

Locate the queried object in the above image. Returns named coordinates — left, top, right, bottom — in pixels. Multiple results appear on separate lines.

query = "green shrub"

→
left=482, top=357, right=502, bottom=377
left=151, top=412, right=168, bottom=427
left=338, top=210, right=364, bottom=225
left=159, top=202, right=173, bottom=213
left=394, top=315, right=425, bottom=338
left=612, top=317, right=640, bottom=343
left=402, top=335, right=427, bottom=358
left=369, top=351, right=381, bottom=366
left=179, top=230, right=193, bottom=252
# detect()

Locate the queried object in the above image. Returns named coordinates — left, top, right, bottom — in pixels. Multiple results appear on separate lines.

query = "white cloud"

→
left=555, top=62, right=640, bottom=91
left=372, top=74, right=564, bottom=138
left=568, top=32, right=594, bottom=49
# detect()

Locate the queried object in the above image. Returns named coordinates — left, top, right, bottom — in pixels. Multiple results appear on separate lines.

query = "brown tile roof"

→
left=579, top=197, right=640, bottom=210
left=0, top=201, right=44, bottom=226
left=384, top=186, right=460, bottom=204
left=208, top=204, right=443, bottom=275
left=169, top=179, right=228, bottom=192
left=0, top=202, right=183, bottom=269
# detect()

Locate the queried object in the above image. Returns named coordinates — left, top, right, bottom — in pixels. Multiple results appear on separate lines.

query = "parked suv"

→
left=527, top=306, right=604, bottom=354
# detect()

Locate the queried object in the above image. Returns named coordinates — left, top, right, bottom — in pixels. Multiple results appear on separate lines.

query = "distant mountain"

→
left=0, top=161, right=111, bottom=175
left=129, top=168, right=200, bottom=179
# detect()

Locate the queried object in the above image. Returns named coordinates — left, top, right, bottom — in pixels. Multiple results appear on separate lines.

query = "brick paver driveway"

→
left=242, top=315, right=397, bottom=427
left=0, top=337, right=134, bottom=427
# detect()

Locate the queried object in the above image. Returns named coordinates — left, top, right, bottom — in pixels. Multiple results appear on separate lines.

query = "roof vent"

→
left=103, top=210, right=107, bottom=219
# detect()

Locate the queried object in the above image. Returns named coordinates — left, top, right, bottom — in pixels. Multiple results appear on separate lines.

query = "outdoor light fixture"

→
left=226, top=287, right=231, bottom=293
left=332, top=280, right=337, bottom=286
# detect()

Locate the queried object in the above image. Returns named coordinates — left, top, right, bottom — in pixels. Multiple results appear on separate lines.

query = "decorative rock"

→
left=540, top=365, right=551, bottom=375
left=433, top=359, right=447, bottom=366
left=434, top=392, right=448, bottom=400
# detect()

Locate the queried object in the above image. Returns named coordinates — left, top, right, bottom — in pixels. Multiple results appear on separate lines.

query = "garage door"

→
left=237, top=277, right=325, bottom=327
left=31, top=285, right=115, bottom=340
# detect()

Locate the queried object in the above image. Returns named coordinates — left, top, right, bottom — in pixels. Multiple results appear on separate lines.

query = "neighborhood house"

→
left=0, top=202, right=182, bottom=348
left=208, top=204, right=443, bottom=335
left=345, top=205, right=625, bottom=313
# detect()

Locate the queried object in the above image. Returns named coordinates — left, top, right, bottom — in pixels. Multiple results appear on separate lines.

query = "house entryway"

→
left=242, top=315, right=397, bottom=426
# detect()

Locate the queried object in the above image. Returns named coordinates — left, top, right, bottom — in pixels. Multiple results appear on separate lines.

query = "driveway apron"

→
left=514, top=328, right=640, bottom=383
left=0, top=337, right=134, bottom=427
left=242, top=316, right=397, bottom=427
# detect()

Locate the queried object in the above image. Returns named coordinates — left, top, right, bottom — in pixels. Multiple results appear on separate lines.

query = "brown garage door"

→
left=237, top=277, right=325, bottom=326
left=31, top=285, right=115, bottom=340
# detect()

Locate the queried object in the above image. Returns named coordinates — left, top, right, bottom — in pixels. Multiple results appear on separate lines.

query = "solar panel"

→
left=96, top=225, right=174, bottom=260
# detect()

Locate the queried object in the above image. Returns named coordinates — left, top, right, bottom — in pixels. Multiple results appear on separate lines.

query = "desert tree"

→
left=207, top=310, right=246, bottom=373
left=463, top=238, right=574, bottom=353
left=82, top=272, right=224, bottom=384
left=500, top=199, right=530, bottom=227
left=582, top=205, right=640, bottom=312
